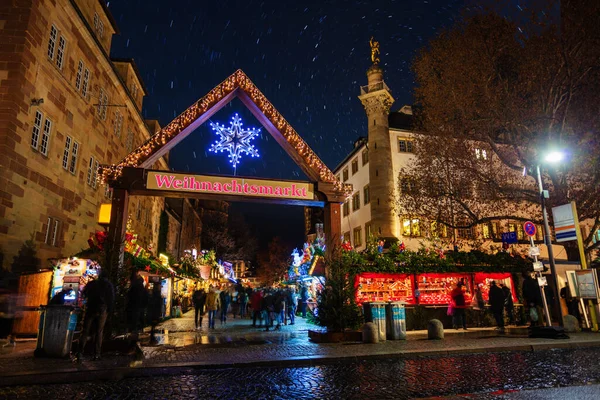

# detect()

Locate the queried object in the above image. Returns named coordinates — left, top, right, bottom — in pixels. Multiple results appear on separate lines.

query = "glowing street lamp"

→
left=536, top=150, right=565, bottom=327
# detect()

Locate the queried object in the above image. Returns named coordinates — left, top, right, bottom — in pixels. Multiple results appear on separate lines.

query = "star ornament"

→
left=209, top=113, right=260, bottom=167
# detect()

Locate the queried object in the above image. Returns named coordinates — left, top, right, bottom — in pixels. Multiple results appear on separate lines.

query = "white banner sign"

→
left=552, top=203, right=577, bottom=242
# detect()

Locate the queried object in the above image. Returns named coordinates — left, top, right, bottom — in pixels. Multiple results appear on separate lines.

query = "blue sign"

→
left=524, top=221, right=536, bottom=237
left=501, top=231, right=518, bottom=244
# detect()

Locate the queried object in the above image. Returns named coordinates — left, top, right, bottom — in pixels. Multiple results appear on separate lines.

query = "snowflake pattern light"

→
left=209, top=113, right=260, bottom=170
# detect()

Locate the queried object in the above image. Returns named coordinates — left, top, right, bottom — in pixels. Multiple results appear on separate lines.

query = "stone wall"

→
left=0, top=0, right=166, bottom=269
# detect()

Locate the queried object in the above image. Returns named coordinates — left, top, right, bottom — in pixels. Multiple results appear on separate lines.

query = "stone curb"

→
left=2, top=339, right=600, bottom=387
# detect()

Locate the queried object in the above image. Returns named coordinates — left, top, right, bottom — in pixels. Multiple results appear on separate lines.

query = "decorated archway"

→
left=100, top=70, right=350, bottom=271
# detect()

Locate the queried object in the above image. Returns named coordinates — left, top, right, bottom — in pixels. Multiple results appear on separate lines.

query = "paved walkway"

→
left=1, top=309, right=599, bottom=386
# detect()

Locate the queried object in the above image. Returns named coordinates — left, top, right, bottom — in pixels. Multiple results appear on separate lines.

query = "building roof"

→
left=333, top=137, right=367, bottom=173
left=388, top=109, right=414, bottom=131
left=99, top=0, right=120, bottom=34
left=111, top=58, right=149, bottom=96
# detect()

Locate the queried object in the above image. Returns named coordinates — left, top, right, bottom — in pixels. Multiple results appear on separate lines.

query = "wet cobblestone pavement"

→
left=1, top=346, right=599, bottom=399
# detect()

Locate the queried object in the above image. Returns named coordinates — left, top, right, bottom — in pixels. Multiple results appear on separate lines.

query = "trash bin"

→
left=35, top=305, right=79, bottom=358
left=386, top=302, right=407, bottom=340
left=371, top=302, right=387, bottom=341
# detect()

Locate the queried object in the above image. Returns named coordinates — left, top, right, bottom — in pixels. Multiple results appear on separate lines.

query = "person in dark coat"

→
left=261, top=291, right=275, bottom=331
left=500, top=284, right=515, bottom=325
left=78, top=273, right=115, bottom=360
left=192, top=287, right=207, bottom=329
left=147, top=284, right=163, bottom=345
left=126, top=272, right=147, bottom=337
left=522, top=272, right=543, bottom=326
left=488, top=281, right=506, bottom=333
left=299, top=285, right=309, bottom=318
left=219, top=288, right=231, bottom=325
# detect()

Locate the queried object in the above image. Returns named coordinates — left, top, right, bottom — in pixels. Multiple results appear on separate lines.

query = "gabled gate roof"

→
left=100, top=70, right=347, bottom=198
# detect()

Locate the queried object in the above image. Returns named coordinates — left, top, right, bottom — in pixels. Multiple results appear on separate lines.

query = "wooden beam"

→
left=140, top=89, right=239, bottom=168
left=237, top=90, right=321, bottom=182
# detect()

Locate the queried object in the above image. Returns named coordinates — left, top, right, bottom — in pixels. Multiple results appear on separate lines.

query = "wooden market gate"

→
left=100, top=70, right=349, bottom=271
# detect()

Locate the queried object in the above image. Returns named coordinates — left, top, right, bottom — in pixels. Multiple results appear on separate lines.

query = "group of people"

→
left=449, top=279, right=518, bottom=333
left=192, top=284, right=311, bottom=331
left=125, top=272, right=165, bottom=344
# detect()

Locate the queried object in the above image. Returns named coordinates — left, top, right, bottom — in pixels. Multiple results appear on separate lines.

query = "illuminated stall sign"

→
left=146, top=171, right=314, bottom=201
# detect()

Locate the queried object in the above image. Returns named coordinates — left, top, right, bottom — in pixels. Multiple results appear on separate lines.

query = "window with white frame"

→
left=75, top=60, right=83, bottom=91
left=44, top=217, right=61, bottom=247
left=87, top=156, right=99, bottom=188
left=62, top=136, right=79, bottom=174
left=62, top=136, right=72, bottom=170
left=82, top=67, right=90, bottom=98
left=131, top=83, right=139, bottom=99
left=47, top=25, right=66, bottom=69
left=126, top=130, right=134, bottom=152
left=104, top=185, right=113, bottom=200
left=343, top=200, right=350, bottom=217
left=47, top=25, right=57, bottom=60
left=475, top=148, right=488, bottom=160
left=31, top=111, right=52, bottom=156
left=93, top=12, right=104, bottom=38
left=56, top=36, right=66, bottom=69
left=97, top=87, right=108, bottom=120
left=114, top=111, right=123, bottom=137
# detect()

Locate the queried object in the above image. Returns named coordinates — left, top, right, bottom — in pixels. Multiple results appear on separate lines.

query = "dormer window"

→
left=475, top=148, right=488, bottom=160
left=93, top=12, right=104, bottom=39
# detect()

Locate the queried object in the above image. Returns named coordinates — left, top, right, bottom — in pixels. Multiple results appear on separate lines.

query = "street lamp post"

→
left=536, top=159, right=564, bottom=328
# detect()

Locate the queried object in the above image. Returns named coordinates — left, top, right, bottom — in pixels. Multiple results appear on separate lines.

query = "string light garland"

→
left=99, top=69, right=350, bottom=197
left=209, top=113, right=260, bottom=171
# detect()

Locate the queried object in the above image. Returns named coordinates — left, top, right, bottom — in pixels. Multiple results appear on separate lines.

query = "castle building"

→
left=0, top=0, right=167, bottom=268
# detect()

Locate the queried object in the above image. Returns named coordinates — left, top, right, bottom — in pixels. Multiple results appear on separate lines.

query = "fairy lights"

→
left=99, top=69, right=350, bottom=197
left=209, top=113, right=260, bottom=170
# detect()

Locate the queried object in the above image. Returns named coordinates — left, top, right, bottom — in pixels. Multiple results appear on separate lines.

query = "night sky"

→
left=106, top=0, right=464, bottom=248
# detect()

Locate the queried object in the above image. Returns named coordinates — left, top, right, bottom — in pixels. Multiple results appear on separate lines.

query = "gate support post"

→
left=107, top=188, right=129, bottom=279
left=324, top=201, right=342, bottom=277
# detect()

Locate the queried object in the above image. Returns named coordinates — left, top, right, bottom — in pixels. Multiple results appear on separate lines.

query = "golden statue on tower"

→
left=370, top=36, right=380, bottom=65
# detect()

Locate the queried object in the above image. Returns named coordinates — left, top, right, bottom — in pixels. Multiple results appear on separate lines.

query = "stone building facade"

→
left=0, top=0, right=167, bottom=269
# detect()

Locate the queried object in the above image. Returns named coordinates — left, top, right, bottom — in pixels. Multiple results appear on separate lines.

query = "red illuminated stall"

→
left=415, top=273, right=472, bottom=305
left=473, top=272, right=517, bottom=303
left=355, top=273, right=415, bottom=304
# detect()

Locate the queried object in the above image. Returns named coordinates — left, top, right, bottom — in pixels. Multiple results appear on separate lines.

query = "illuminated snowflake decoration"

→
left=209, top=113, right=260, bottom=168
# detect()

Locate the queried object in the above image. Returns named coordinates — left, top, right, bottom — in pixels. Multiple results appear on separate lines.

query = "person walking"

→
left=471, top=284, right=486, bottom=327
left=299, top=285, right=309, bottom=318
left=450, top=283, right=469, bottom=330
left=219, top=287, right=231, bottom=325
left=126, top=272, right=147, bottom=338
left=262, top=290, right=275, bottom=331
left=238, top=289, right=248, bottom=319
left=273, top=291, right=286, bottom=330
left=489, top=281, right=506, bottom=333
left=206, top=287, right=220, bottom=329
left=500, top=284, right=515, bottom=326
left=147, top=283, right=163, bottom=345
left=251, top=289, right=264, bottom=327
left=522, top=272, right=543, bottom=326
left=78, top=273, right=114, bottom=360
left=287, top=287, right=298, bottom=325
left=192, top=287, right=207, bottom=330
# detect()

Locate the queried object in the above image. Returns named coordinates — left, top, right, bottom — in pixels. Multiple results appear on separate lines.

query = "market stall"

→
left=416, top=273, right=473, bottom=305
left=355, top=273, right=415, bottom=304
left=473, top=272, right=517, bottom=303
left=50, top=258, right=101, bottom=307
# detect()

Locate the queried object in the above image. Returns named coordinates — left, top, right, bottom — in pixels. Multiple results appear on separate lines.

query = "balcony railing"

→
left=360, top=81, right=391, bottom=95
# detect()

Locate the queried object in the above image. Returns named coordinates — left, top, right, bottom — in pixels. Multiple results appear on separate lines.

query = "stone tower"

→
left=358, top=63, right=396, bottom=240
